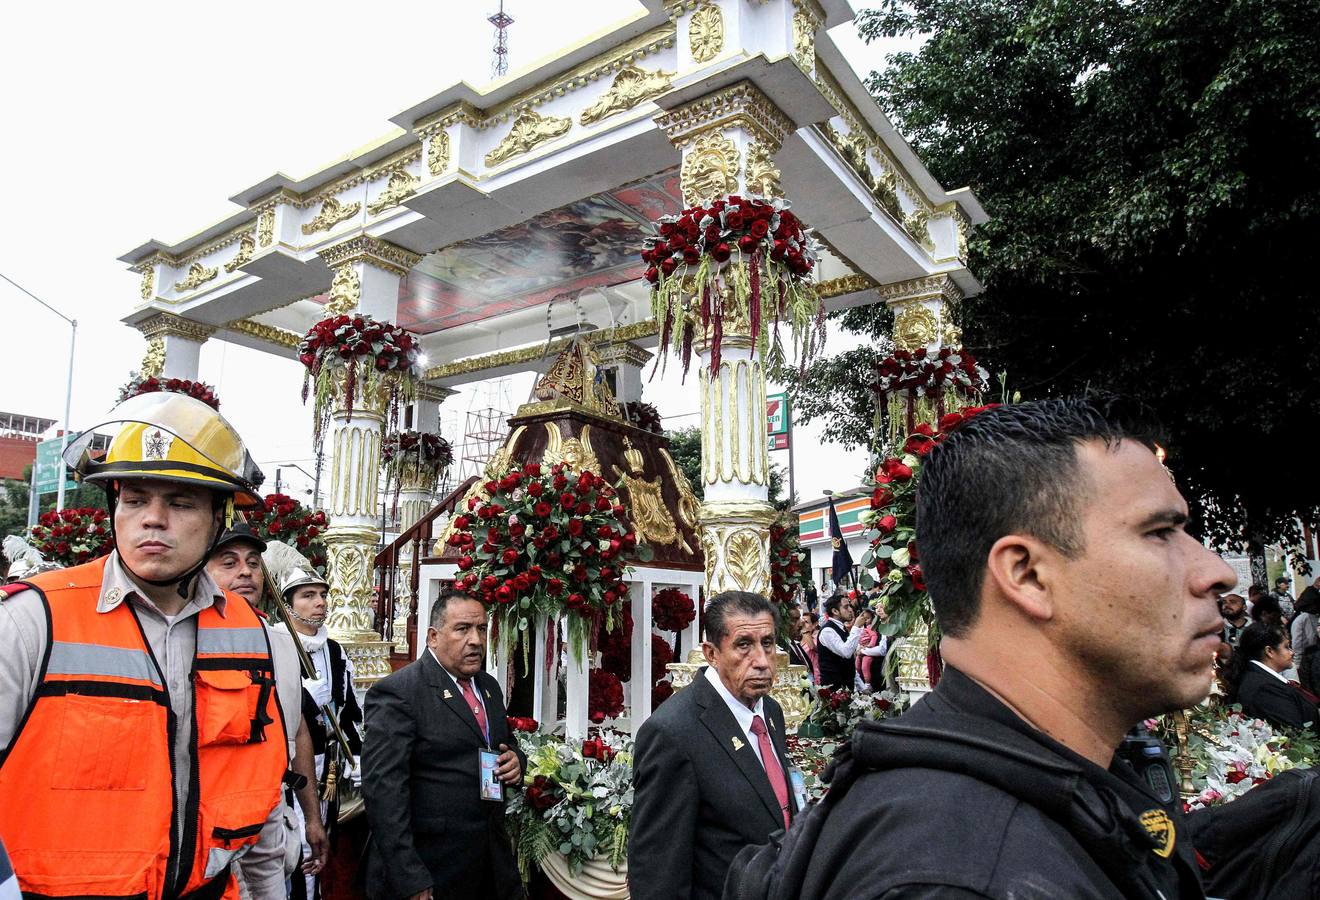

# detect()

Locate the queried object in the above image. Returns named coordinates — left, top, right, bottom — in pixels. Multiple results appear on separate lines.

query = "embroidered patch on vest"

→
left=1139, top=808, right=1176, bottom=858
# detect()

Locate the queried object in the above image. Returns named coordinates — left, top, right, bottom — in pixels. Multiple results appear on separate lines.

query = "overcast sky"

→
left=1, top=1, right=912, bottom=507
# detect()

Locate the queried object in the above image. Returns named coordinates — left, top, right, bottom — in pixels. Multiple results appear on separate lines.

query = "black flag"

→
left=828, top=497, right=854, bottom=587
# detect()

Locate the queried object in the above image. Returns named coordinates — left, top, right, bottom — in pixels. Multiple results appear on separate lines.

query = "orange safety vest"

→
left=0, top=556, right=288, bottom=900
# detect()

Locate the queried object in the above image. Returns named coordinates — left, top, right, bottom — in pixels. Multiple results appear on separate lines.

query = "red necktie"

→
left=750, top=715, right=790, bottom=828
left=459, top=678, right=489, bottom=744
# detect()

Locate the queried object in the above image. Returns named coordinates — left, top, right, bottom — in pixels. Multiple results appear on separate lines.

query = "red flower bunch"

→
left=769, top=521, right=810, bottom=609
left=588, top=669, right=625, bottom=724
left=506, top=716, right=539, bottom=733
left=448, top=462, right=652, bottom=663
left=599, top=605, right=633, bottom=682
left=381, top=430, right=453, bottom=502
left=254, top=493, right=328, bottom=569
left=872, top=346, right=988, bottom=400
left=644, top=194, right=824, bottom=378
left=524, top=774, right=560, bottom=811
left=28, top=508, right=112, bottom=568
left=118, top=375, right=221, bottom=410
left=652, top=680, right=674, bottom=709
left=298, top=314, right=421, bottom=442
left=652, top=588, right=695, bottom=633
left=651, top=634, right=674, bottom=684
left=618, top=400, right=663, bottom=434
left=580, top=735, right=617, bottom=763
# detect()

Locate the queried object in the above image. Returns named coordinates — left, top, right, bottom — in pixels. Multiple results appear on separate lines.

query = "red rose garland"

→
left=118, top=375, right=221, bottom=410
left=253, top=493, right=328, bottom=569
left=872, top=346, right=989, bottom=442
left=769, top=521, right=810, bottom=607
left=652, top=587, right=695, bottom=633
left=588, top=669, right=625, bottom=723
left=28, top=508, right=112, bottom=568
left=448, top=462, right=653, bottom=665
left=298, top=314, right=421, bottom=443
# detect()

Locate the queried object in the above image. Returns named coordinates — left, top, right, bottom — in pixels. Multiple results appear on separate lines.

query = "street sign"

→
left=33, top=438, right=77, bottom=495
left=767, top=392, right=789, bottom=435
left=767, top=433, right=789, bottom=451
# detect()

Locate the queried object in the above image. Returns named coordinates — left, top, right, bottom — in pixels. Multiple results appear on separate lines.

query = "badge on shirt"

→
left=479, top=748, right=504, bottom=802
left=731, top=736, right=745, bottom=752
left=443, top=689, right=453, bottom=700
left=1139, top=808, right=1176, bottom=858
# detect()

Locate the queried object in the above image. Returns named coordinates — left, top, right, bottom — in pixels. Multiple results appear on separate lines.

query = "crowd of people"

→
left=0, top=389, right=1308, bottom=900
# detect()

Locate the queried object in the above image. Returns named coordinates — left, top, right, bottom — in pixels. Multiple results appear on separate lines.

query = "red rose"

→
left=612, top=504, right=625, bottom=517
left=572, top=564, right=589, bottom=582
left=534, top=502, right=552, bottom=518
left=524, top=463, right=542, bottom=477
left=527, top=481, right=544, bottom=497
left=877, top=515, right=898, bottom=535
left=711, top=242, right=732, bottom=263
left=600, top=566, right=614, bottom=581
left=495, top=585, right=514, bottom=604
left=749, top=219, right=769, bottom=239
left=457, top=556, right=474, bottom=571
left=738, top=234, right=757, bottom=252
left=595, top=495, right=611, bottom=512
left=501, top=548, right=519, bottom=565
left=575, top=501, right=591, bottom=516
left=726, top=211, right=745, bottom=230
left=561, top=493, right=577, bottom=510
left=1226, top=770, right=1248, bottom=785
left=546, top=578, right=564, bottom=595
left=909, top=564, right=926, bottom=591
left=543, top=525, right=559, bottom=542
left=481, top=575, right=499, bottom=591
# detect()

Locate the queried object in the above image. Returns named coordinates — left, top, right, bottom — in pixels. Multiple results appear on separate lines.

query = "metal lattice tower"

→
left=488, top=1, right=513, bottom=78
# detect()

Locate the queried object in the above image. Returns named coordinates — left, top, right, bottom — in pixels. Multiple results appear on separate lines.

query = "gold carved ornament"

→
left=140, top=337, right=166, bottom=378
left=941, top=317, right=963, bottom=347
left=427, top=130, right=450, bottom=176
left=681, top=130, right=740, bottom=206
left=903, top=206, right=935, bottom=252
left=433, top=425, right=528, bottom=555
left=658, top=447, right=701, bottom=529
left=172, top=262, right=218, bottom=293
left=722, top=526, right=767, bottom=593
left=367, top=170, right=419, bottom=216
left=223, top=233, right=256, bottom=273
left=580, top=64, right=674, bottom=125
left=485, top=108, right=572, bottom=167
left=325, top=264, right=361, bottom=316
left=531, top=339, right=619, bottom=417
left=792, top=8, right=816, bottom=69
left=257, top=209, right=275, bottom=247
left=542, top=422, right=601, bottom=476
left=893, top=303, right=939, bottom=351
left=688, top=3, right=724, bottom=63
left=611, top=437, right=686, bottom=551
left=302, top=196, right=362, bottom=236
left=746, top=141, right=782, bottom=199
left=139, top=268, right=154, bottom=301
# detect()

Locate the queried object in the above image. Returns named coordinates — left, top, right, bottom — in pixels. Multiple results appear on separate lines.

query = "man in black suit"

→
left=362, top=587, right=526, bottom=900
left=629, top=591, right=799, bottom=900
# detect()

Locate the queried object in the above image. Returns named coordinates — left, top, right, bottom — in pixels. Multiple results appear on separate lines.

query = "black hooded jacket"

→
left=798, top=668, right=1205, bottom=899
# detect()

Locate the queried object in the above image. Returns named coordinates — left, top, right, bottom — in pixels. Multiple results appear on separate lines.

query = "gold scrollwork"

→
left=688, top=3, right=724, bottom=63
left=172, top=262, right=218, bottom=293
left=746, top=141, right=782, bottom=199
left=427, top=130, right=450, bottom=176
left=681, top=130, right=740, bottom=205
left=325, top=264, right=361, bottom=316
left=226, top=318, right=301, bottom=349
left=140, top=337, right=166, bottom=378
left=893, top=303, right=939, bottom=350
left=613, top=438, right=683, bottom=549
left=659, top=447, right=701, bottom=529
left=543, top=422, right=601, bottom=476
left=903, top=206, right=935, bottom=252
left=223, top=233, right=255, bottom=273
left=580, top=64, right=674, bottom=125
left=139, top=268, right=154, bottom=302
left=941, top=316, right=963, bottom=347
left=257, top=209, right=275, bottom=247
left=792, top=7, right=816, bottom=69
left=367, top=169, right=419, bottom=216
left=485, top=108, right=572, bottom=167
left=302, top=196, right=362, bottom=235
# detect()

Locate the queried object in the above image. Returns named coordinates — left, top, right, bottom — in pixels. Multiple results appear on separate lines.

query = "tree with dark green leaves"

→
left=664, top=426, right=791, bottom=508
left=789, top=0, right=1320, bottom=553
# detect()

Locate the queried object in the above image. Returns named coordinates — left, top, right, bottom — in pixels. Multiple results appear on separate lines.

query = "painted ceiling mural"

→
left=311, top=170, right=682, bottom=335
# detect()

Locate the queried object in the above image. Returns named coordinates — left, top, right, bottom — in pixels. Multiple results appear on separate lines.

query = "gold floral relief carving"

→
left=367, top=169, right=420, bottom=216
left=792, top=8, right=816, bottom=69
left=893, top=303, right=939, bottom=350
left=223, top=233, right=256, bottom=273
left=325, top=264, right=361, bottom=316
left=172, top=262, right=218, bottom=293
left=700, top=528, right=723, bottom=588
left=257, top=209, right=275, bottom=247
left=140, top=337, right=166, bottom=378
left=427, top=130, right=451, bottom=176
left=941, top=317, right=963, bottom=347
left=746, top=141, right=782, bottom=198
left=580, top=64, right=674, bottom=125
left=903, top=206, right=935, bottom=252
left=688, top=3, right=724, bottom=63
left=302, top=196, right=362, bottom=235
left=723, top=527, right=766, bottom=593
left=139, top=268, right=154, bottom=301
left=485, top=108, right=572, bottom=167
left=681, top=130, right=740, bottom=205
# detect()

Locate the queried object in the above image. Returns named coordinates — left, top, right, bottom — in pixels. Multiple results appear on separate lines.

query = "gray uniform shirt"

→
left=0, top=552, right=284, bottom=892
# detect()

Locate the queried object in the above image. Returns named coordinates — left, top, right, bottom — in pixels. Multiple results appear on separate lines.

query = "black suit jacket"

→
left=1238, top=663, right=1319, bottom=731
left=629, top=667, right=798, bottom=900
left=362, top=652, right=527, bottom=900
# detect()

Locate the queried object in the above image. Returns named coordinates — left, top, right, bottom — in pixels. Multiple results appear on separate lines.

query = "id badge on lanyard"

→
left=479, top=748, right=504, bottom=802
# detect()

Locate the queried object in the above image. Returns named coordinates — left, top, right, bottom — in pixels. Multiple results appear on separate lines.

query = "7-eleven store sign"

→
left=797, top=495, right=870, bottom=545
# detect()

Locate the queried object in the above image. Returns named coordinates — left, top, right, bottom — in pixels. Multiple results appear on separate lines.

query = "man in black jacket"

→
left=631, top=591, right=800, bottom=900
left=788, top=396, right=1236, bottom=899
left=362, top=587, right=526, bottom=900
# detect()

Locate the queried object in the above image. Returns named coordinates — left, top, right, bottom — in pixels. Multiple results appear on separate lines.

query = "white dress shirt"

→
left=1251, top=658, right=1290, bottom=684
left=817, top=617, right=864, bottom=658
left=429, top=648, right=489, bottom=734
left=705, top=665, right=768, bottom=767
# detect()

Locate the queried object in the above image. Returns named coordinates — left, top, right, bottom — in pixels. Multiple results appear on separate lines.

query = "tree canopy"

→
left=791, top=0, right=1320, bottom=551
left=664, top=426, right=790, bottom=508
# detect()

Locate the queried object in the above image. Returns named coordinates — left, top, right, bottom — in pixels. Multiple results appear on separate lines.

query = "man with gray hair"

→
left=629, top=590, right=800, bottom=900
left=361, top=585, right=525, bottom=900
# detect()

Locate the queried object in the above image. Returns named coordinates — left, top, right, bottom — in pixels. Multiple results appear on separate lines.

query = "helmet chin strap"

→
left=283, top=600, right=323, bottom=627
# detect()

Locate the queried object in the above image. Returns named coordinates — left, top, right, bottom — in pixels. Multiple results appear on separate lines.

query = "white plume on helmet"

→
left=4, top=535, right=56, bottom=581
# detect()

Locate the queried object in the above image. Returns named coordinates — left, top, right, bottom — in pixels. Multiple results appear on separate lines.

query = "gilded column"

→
left=317, top=235, right=422, bottom=687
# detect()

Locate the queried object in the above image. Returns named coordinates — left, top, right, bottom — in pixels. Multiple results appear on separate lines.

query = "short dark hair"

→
left=1226, top=621, right=1289, bottom=703
left=1276, top=577, right=1292, bottom=586
left=916, top=395, right=1162, bottom=638
left=1251, top=595, right=1282, bottom=623
left=430, top=584, right=484, bottom=629
left=704, top=591, right=778, bottom=646
left=823, top=594, right=844, bottom=618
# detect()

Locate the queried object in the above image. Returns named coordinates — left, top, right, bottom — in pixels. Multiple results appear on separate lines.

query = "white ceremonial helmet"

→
left=280, top=567, right=329, bottom=599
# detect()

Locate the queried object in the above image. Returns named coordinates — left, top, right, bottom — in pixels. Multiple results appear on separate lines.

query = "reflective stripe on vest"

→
left=0, top=556, right=287, bottom=900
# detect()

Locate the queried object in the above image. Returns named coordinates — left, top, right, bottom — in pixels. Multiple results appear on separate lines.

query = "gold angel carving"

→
left=543, top=422, right=601, bottom=476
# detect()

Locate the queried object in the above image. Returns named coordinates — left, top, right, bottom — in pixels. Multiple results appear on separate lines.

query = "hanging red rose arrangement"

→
left=652, top=587, right=695, bottom=634
left=28, top=508, right=112, bottom=568
left=642, top=195, right=825, bottom=378
left=118, top=375, right=220, bottom=410
left=448, top=462, right=653, bottom=664
left=297, top=314, right=421, bottom=443
left=253, top=492, right=328, bottom=569
left=381, top=430, right=453, bottom=502
left=872, top=346, right=989, bottom=443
